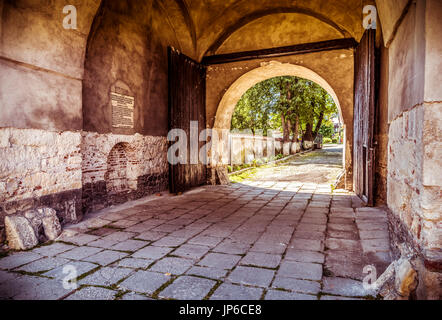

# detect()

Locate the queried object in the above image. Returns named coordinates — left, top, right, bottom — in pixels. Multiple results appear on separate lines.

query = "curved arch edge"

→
left=213, top=61, right=344, bottom=131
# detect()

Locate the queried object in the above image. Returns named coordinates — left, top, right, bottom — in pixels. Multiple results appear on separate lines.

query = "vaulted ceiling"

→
left=153, top=0, right=374, bottom=59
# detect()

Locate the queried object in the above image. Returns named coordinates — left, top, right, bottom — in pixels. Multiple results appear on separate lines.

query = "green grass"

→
left=230, top=168, right=258, bottom=183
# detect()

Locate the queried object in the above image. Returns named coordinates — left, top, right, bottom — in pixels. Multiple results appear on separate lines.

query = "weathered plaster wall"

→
left=195, top=0, right=372, bottom=58
left=387, top=1, right=426, bottom=123
left=82, top=1, right=176, bottom=136
left=216, top=13, right=344, bottom=54
left=206, top=50, right=354, bottom=188
left=376, top=0, right=411, bottom=46
left=0, top=0, right=100, bottom=131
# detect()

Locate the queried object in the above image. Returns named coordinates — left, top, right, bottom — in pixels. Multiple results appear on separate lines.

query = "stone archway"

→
left=105, top=142, right=138, bottom=194
left=213, top=61, right=344, bottom=131
left=211, top=61, right=349, bottom=185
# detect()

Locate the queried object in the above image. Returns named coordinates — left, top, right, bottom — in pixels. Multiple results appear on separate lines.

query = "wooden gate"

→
left=168, top=47, right=207, bottom=194
left=353, top=30, right=377, bottom=206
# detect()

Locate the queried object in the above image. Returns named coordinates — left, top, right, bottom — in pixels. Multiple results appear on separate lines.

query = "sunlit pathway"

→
left=250, top=145, right=344, bottom=184
left=0, top=147, right=392, bottom=300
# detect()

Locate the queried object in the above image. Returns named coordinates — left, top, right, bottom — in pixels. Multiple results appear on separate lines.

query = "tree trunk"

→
left=303, top=123, right=314, bottom=142
left=291, top=116, right=299, bottom=143
left=281, top=114, right=290, bottom=143
left=313, top=111, right=324, bottom=140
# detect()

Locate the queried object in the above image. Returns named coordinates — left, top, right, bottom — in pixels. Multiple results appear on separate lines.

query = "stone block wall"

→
left=382, top=0, right=442, bottom=299
left=81, top=132, right=169, bottom=213
left=0, top=128, right=83, bottom=242
left=387, top=102, right=441, bottom=299
left=0, top=129, right=170, bottom=244
left=387, top=105, right=425, bottom=253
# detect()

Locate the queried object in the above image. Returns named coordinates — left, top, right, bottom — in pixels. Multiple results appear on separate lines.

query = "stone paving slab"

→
left=87, top=228, right=117, bottom=237
left=13, top=278, right=75, bottom=300
left=356, top=222, right=389, bottom=232
left=289, top=239, right=324, bottom=252
left=240, top=252, right=281, bottom=269
left=158, top=276, right=216, bottom=300
left=17, top=257, right=70, bottom=273
left=361, top=239, right=391, bottom=253
left=250, top=242, right=287, bottom=254
left=83, top=250, right=128, bottom=266
left=132, top=246, right=173, bottom=260
left=114, top=258, right=153, bottom=269
left=284, top=249, right=325, bottom=264
left=359, top=229, right=390, bottom=240
left=108, top=219, right=140, bottom=229
left=44, top=261, right=99, bottom=280
left=210, top=284, right=263, bottom=300
left=65, top=286, right=117, bottom=300
left=58, top=246, right=103, bottom=260
left=325, top=250, right=365, bottom=280
left=325, top=238, right=361, bottom=252
left=31, top=243, right=76, bottom=257
left=186, top=266, right=228, bottom=280
left=327, top=230, right=359, bottom=240
left=0, top=252, right=43, bottom=270
left=278, top=261, right=323, bottom=281
left=0, top=275, right=49, bottom=299
left=293, top=230, right=325, bottom=241
left=188, top=235, right=224, bottom=247
left=135, top=231, right=167, bottom=241
left=227, top=266, right=275, bottom=288
left=296, top=224, right=327, bottom=233
left=87, top=238, right=120, bottom=249
left=328, top=223, right=357, bottom=232
left=0, top=270, right=20, bottom=284
left=152, top=236, right=187, bottom=247
left=173, top=244, right=211, bottom=260
left=198, top=253, right=241, bottom=270
left=79, top=267, right=133, bottom=286
left=111, top=239, right=149, bottom=252
left=272, top=276, right=321, bottom=295
left=150, top=257, right=194, bottom=275
left=119, top=270, right=171, bottom=294
left=65, top=234, right=100, bottom=246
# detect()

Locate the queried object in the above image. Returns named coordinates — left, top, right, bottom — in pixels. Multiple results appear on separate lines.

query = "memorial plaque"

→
left=111, top=91, right=134, bottom=128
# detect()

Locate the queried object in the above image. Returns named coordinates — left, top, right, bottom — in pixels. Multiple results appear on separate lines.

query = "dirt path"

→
left=249, top=145, right=343, bottom=185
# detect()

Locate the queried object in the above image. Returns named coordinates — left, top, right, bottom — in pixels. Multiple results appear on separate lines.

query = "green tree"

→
left=231, top=76, right=338, bottom=144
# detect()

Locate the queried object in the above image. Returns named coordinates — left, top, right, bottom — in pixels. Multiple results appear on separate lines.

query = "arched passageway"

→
left=208, top=60, right=353, bottom=189
left=213, top=62, right=343, bottom=130
left=0, top=0, right=440, bottom=300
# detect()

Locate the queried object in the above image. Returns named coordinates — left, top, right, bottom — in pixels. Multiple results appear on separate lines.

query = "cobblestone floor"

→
left=0, top=146, right=392, bottom=300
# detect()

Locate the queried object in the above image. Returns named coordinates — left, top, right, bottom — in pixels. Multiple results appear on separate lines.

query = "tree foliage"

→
left=231, top=76, right=339, bottom=142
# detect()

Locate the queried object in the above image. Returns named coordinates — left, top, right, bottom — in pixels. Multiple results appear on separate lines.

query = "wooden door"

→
left=168, top=47, right=207, bottom=194
left=353, top=30, right=376, bottom=206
